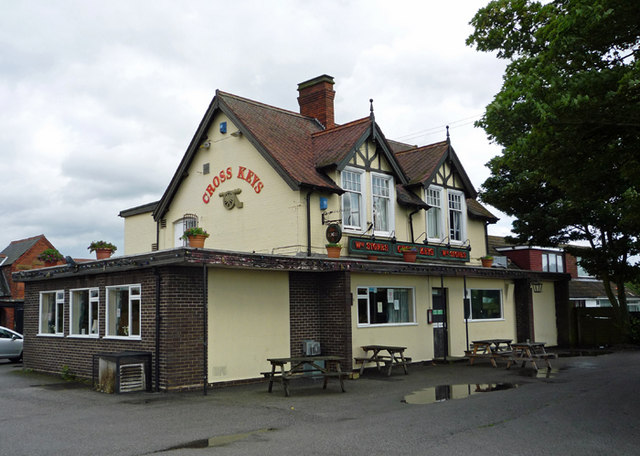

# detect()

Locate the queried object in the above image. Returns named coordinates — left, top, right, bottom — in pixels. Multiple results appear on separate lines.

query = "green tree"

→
left=467, top=0, right=640, bottom=339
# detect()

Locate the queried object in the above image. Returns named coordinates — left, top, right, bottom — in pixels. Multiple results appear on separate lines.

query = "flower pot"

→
left=326, top=246, right=342, bottom=258
left=188, top=234, right=208, bottom=248
left=481, top=258, right=493, bottom=268
left=402, top=251, right=417, bottom=263
left=95, top=248, right=113, bottom=260
left=44, top=260, right=58, bottom=267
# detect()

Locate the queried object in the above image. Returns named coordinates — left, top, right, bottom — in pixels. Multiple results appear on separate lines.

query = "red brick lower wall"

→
left=23, top=266, right=205, bottom=391
left=289, top=271, right=352, bottom=370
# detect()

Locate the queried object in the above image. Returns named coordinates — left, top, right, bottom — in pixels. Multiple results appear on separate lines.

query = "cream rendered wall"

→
left=446, top=277, right=517, bottom=356
left=351, top=273, right=433, bottom=362
left=533, top=281, right=558, bottom=345
left=208, top=269, right=290, bottom=382
left=159, top=113, right=305, bottom=253
left=122, top=211, right=156, bottom=255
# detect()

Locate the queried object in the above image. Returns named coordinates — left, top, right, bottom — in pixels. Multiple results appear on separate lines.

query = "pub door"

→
left=432, top=288, right=448, bottom=359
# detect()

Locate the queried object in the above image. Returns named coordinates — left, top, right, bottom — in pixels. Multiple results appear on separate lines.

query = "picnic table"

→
left=464, top=339, right=513, bottom=367
left=507, top=341, right=558, bottom=371
left=263, top=355, right=347, bottom=397
left=354, top=345, right=410, bottom=376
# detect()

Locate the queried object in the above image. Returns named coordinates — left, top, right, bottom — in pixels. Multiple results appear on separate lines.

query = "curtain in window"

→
left=342, top=171, right=362, bottom=227
left=372, top=176, right=389, bottom=232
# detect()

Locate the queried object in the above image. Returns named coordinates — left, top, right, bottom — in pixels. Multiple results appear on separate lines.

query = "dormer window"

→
left=341, top=168, right=366, bottom=231
left=371, top=173, right=394, bottom=236
left=425, top=186, right=466, bottom=244
left=448, top=191, right=465, bottom=243
left=426, top=186, right=444, bottom=241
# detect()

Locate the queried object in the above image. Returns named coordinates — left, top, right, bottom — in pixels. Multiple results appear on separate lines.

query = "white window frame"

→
left=370, top=172, right=395, bottom=237
left=356, top=286, right=417, bottom=327
left=105, top=284, right=142, bottom=340
left=467, top=288, right=503, bottom=321
left=39, top=290, right=65, bottom=336
left=69, top=288, right=100, bottom=337
left=425, top=185, right=444, bottom=242
left=341, top=167, right=366, bottom=232
left=542, top=253, right=564, bottom=273
left=448, top=190, right=466, bottom=244
left=174, top=216, right=198, bottom=248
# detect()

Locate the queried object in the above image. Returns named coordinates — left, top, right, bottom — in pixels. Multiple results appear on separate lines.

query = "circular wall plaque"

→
left=326, top=224, right=342, bottom=243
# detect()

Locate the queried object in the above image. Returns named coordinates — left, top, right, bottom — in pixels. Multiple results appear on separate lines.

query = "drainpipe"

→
left=306, top=190, right=314, bottom=256
left=203, top=263, right=208, bottom=395
left=153, top=268, right=161, bottom=392
left=408, top=208, right=420, bottom=243
left=464, top=275, right=469, bottom=351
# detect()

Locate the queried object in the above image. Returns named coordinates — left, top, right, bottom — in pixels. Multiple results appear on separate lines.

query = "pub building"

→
left=15, top=75, right=570, bottom=391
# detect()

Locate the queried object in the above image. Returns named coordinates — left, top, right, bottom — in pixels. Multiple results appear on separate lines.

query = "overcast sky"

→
left=1, top=0, right=512, bottom=259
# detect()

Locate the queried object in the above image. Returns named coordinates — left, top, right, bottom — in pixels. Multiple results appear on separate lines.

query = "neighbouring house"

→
left=488, top=236, right=639, bottom=311
left=15, top=75, right=570, bottom=391
left=1, top=235, right=65, bottom=333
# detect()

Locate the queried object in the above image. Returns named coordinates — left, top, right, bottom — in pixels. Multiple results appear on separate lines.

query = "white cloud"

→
left=0, top=0, right=514, bottom=258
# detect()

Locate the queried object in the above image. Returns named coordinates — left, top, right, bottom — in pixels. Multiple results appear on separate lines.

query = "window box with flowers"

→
left=181, top=227, right=210, bottom=248
left=88, top=241, right=117, bottom=260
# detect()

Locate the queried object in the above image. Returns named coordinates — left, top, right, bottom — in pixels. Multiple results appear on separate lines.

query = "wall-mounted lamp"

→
left=230, top=130, right=243, bottom=137
left=200, top=140, right=211, bottom=149
left=531, top=281, right=543, bottom=293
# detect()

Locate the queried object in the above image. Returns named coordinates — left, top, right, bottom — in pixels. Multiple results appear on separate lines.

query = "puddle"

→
left=403, top=383, right=519, bottom=405
left=161, top=428, right=275, bottom=451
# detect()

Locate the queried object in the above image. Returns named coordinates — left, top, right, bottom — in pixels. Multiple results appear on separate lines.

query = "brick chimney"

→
left=297, top=74, right=335, bottom=129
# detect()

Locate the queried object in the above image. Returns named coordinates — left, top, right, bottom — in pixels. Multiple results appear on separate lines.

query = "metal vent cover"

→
left=119, top=363, right=145, bottom=393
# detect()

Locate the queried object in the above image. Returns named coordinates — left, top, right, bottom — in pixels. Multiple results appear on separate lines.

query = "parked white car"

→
left=0, top=326, right=23, bottom=362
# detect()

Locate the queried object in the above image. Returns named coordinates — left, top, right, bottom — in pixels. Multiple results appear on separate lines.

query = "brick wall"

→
left=504, top=249, right=542, bottom=271
left=23, top=266, right=205, bottom=391
left=289, top=271, right=352, bottom=370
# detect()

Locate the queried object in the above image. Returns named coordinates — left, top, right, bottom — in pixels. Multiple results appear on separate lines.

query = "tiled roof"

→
left=467, top=199, right=499, bottom=223
left=0, top=235, right=44, bottom=266
left=313, top=117, right=370, bottom=168
left=569, top=280, right=638, bottom=299
left=219, top=91, right=342, bottom=192
left=396, top=185, right=430, bottom=210
left=395, top=141, right=447, bottom=185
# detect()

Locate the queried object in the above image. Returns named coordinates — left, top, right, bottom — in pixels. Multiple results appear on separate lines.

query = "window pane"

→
left=131, top=299, right=140, bottom=336
left=470, top=290, right=502, bottom=320
left=71, top=290, right=89, bottom=335
left=372, top=175, right=391, bottom=232
left=360, top=287, right=414, bottom=325
left=448, top=193, right=463, bottom=241
left=427, top=207, right=441, bottom=238
left=40, top=293, right=55, bottom=334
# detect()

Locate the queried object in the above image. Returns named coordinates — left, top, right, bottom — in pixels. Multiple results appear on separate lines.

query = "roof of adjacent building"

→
left=139, top=86, right=496, bottom=223
left=0, top=235, right=46, bottom=266
left=569, top=280, right=638, bottom=299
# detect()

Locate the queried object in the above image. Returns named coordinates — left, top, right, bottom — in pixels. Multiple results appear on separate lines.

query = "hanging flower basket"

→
left=326, top=243, right=342, bottom=258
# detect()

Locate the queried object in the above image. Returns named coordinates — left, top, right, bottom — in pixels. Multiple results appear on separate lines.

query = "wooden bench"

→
left=507, top=352, right=557, bottom=370
left=262, top=363, right=347, bottom=397
left=464, top=350, right=512, bottom=368
left=353, top=356, right=412, bottom=375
